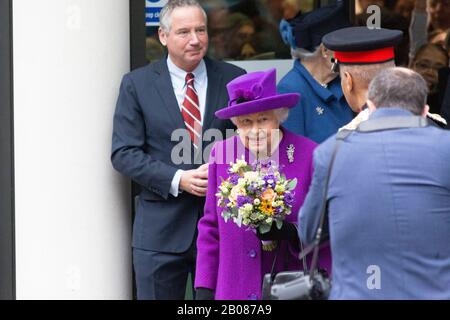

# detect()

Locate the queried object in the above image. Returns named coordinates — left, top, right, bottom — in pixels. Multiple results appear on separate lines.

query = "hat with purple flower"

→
left=215, top=68, right=300, bottom=119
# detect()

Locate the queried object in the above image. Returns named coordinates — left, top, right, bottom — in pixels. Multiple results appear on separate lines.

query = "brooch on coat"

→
left=287, top=144, right=295, bottom=163
left=316, top=106, right=324, bottom=115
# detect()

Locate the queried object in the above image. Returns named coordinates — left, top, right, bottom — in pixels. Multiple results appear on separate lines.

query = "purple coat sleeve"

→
left=194, top=146, right=220, bottom=291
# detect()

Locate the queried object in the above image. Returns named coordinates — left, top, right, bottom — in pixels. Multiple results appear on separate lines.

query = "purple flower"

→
left=229, top=173, right=240, bottom=185
left=237, top=195, right=252, bottom=208
left=263, top=174, right=277, bottom=187
left=247, top=183, right=258, bottom=193
left=284, top=192, right=294, bottom=207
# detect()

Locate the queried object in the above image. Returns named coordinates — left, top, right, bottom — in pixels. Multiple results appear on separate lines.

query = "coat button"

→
left=248, top=293, right=258, bottom=300
left=248, top=249, right=257, bottom=258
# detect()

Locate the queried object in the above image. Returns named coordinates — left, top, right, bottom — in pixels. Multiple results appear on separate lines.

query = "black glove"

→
left=195, top=287, right=215, bottom=300
left=256, top=222, right=298, bottom=241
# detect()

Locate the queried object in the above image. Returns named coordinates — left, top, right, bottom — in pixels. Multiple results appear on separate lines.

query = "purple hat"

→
left=215, top=68, right=300, bottom=119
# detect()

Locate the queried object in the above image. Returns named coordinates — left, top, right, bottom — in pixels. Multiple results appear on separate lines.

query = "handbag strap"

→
left=268, top=244, right=282, bottom=282
left=308, top=129, right=350, bottom=274
left=298, top=129, right=350, bottom=265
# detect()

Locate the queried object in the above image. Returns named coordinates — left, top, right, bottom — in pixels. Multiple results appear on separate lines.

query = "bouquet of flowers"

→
left=216, top=157, right=297, bottom=251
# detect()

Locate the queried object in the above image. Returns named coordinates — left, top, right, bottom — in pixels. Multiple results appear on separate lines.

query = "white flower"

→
left=229, top=185, right=246, bottom=203
left=237, top=178, right=247, bottom=187
left=253, top=198, right=261, bottom=205
left=231, top=158, right=248, bottom=173
left=243, top=203, right=253, bottom=212
left=244, top=171, right=258, bottom=182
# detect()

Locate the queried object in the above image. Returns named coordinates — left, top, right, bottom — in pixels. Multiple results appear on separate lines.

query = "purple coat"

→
left=195, top=128, right=332, bottom=300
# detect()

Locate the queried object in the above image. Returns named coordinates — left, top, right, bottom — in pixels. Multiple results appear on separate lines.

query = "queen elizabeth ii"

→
left=194, top=68, right=331, bottom=300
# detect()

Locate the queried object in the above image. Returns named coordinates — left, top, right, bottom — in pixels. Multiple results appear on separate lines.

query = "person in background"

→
left=444, top=28, right=450, bottom=57
left=394, top=0, right=415, bottom=22
left=428, top=28, right=448, bottom=46
left=409, top=0, right=428, bottom=63
left=409, top=0, right=450, bottom=63
left=277, top=2, right=353, bottom=143
left=229, top=0, right=291, bottom=59
left=111, top=0, right=245, bottom=299
left=299, top=67, right=450, bottom=299
left=410, top=43, right=449, bottom=114
left=427, top=0, right=450, bottom=32
left=225, top=13, right=257, bottom=60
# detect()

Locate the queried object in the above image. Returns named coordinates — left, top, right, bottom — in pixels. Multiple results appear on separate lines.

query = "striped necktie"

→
left=181, top=72, right=202, bottom=150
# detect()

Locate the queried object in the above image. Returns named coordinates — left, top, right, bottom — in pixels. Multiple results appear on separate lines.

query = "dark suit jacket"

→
left=111, top=57, right=245, bottom=253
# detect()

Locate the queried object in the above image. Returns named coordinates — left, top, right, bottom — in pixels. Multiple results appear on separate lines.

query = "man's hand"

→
left=179, top=164, right=209, bottom=197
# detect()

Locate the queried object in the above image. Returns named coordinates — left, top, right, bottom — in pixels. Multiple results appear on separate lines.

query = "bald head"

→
left=368, top=67, right=428, bottom=115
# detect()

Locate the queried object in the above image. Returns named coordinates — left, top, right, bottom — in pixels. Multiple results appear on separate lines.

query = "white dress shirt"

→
left=167, top=56, right=208, bottom=197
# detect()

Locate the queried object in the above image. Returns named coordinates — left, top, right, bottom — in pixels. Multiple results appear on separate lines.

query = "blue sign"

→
left=145, top=0, right=168, bottom=26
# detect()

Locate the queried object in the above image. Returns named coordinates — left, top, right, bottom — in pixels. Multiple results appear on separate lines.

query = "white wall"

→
left=13, top=0, right=131, bottom=299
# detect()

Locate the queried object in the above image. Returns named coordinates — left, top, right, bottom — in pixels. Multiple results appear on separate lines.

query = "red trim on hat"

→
left=334, top=47, right=395, bottom=64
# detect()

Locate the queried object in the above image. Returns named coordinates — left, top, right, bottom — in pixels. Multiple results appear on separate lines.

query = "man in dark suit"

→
left=111, top=0, right=245, bottom=299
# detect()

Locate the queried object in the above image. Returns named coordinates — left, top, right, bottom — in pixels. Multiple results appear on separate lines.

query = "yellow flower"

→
left=260, top=200, right=274, bottom=216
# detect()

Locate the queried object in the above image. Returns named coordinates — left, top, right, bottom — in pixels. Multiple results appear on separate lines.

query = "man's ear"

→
left=343, top=71, right=353, bottom=93
left=158, top=27, right=167, bottom=46
left=321, top=44, right=328, bottom=59
left=422, top=104, right=430, bottom=117
left=366, top=99, right=377, bottom=112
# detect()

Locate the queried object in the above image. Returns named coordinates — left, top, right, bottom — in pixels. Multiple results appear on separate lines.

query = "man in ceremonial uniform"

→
left=322, top=26, right=403, bottom=129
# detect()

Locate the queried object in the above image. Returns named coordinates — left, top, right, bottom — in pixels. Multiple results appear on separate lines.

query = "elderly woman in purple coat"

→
left=194, top=69, right=331, bottom=300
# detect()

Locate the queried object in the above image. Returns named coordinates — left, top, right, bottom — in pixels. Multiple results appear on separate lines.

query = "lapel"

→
left=203, top=57, right=224, bottom=131
left=153, top=58, right=186, bottom=130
